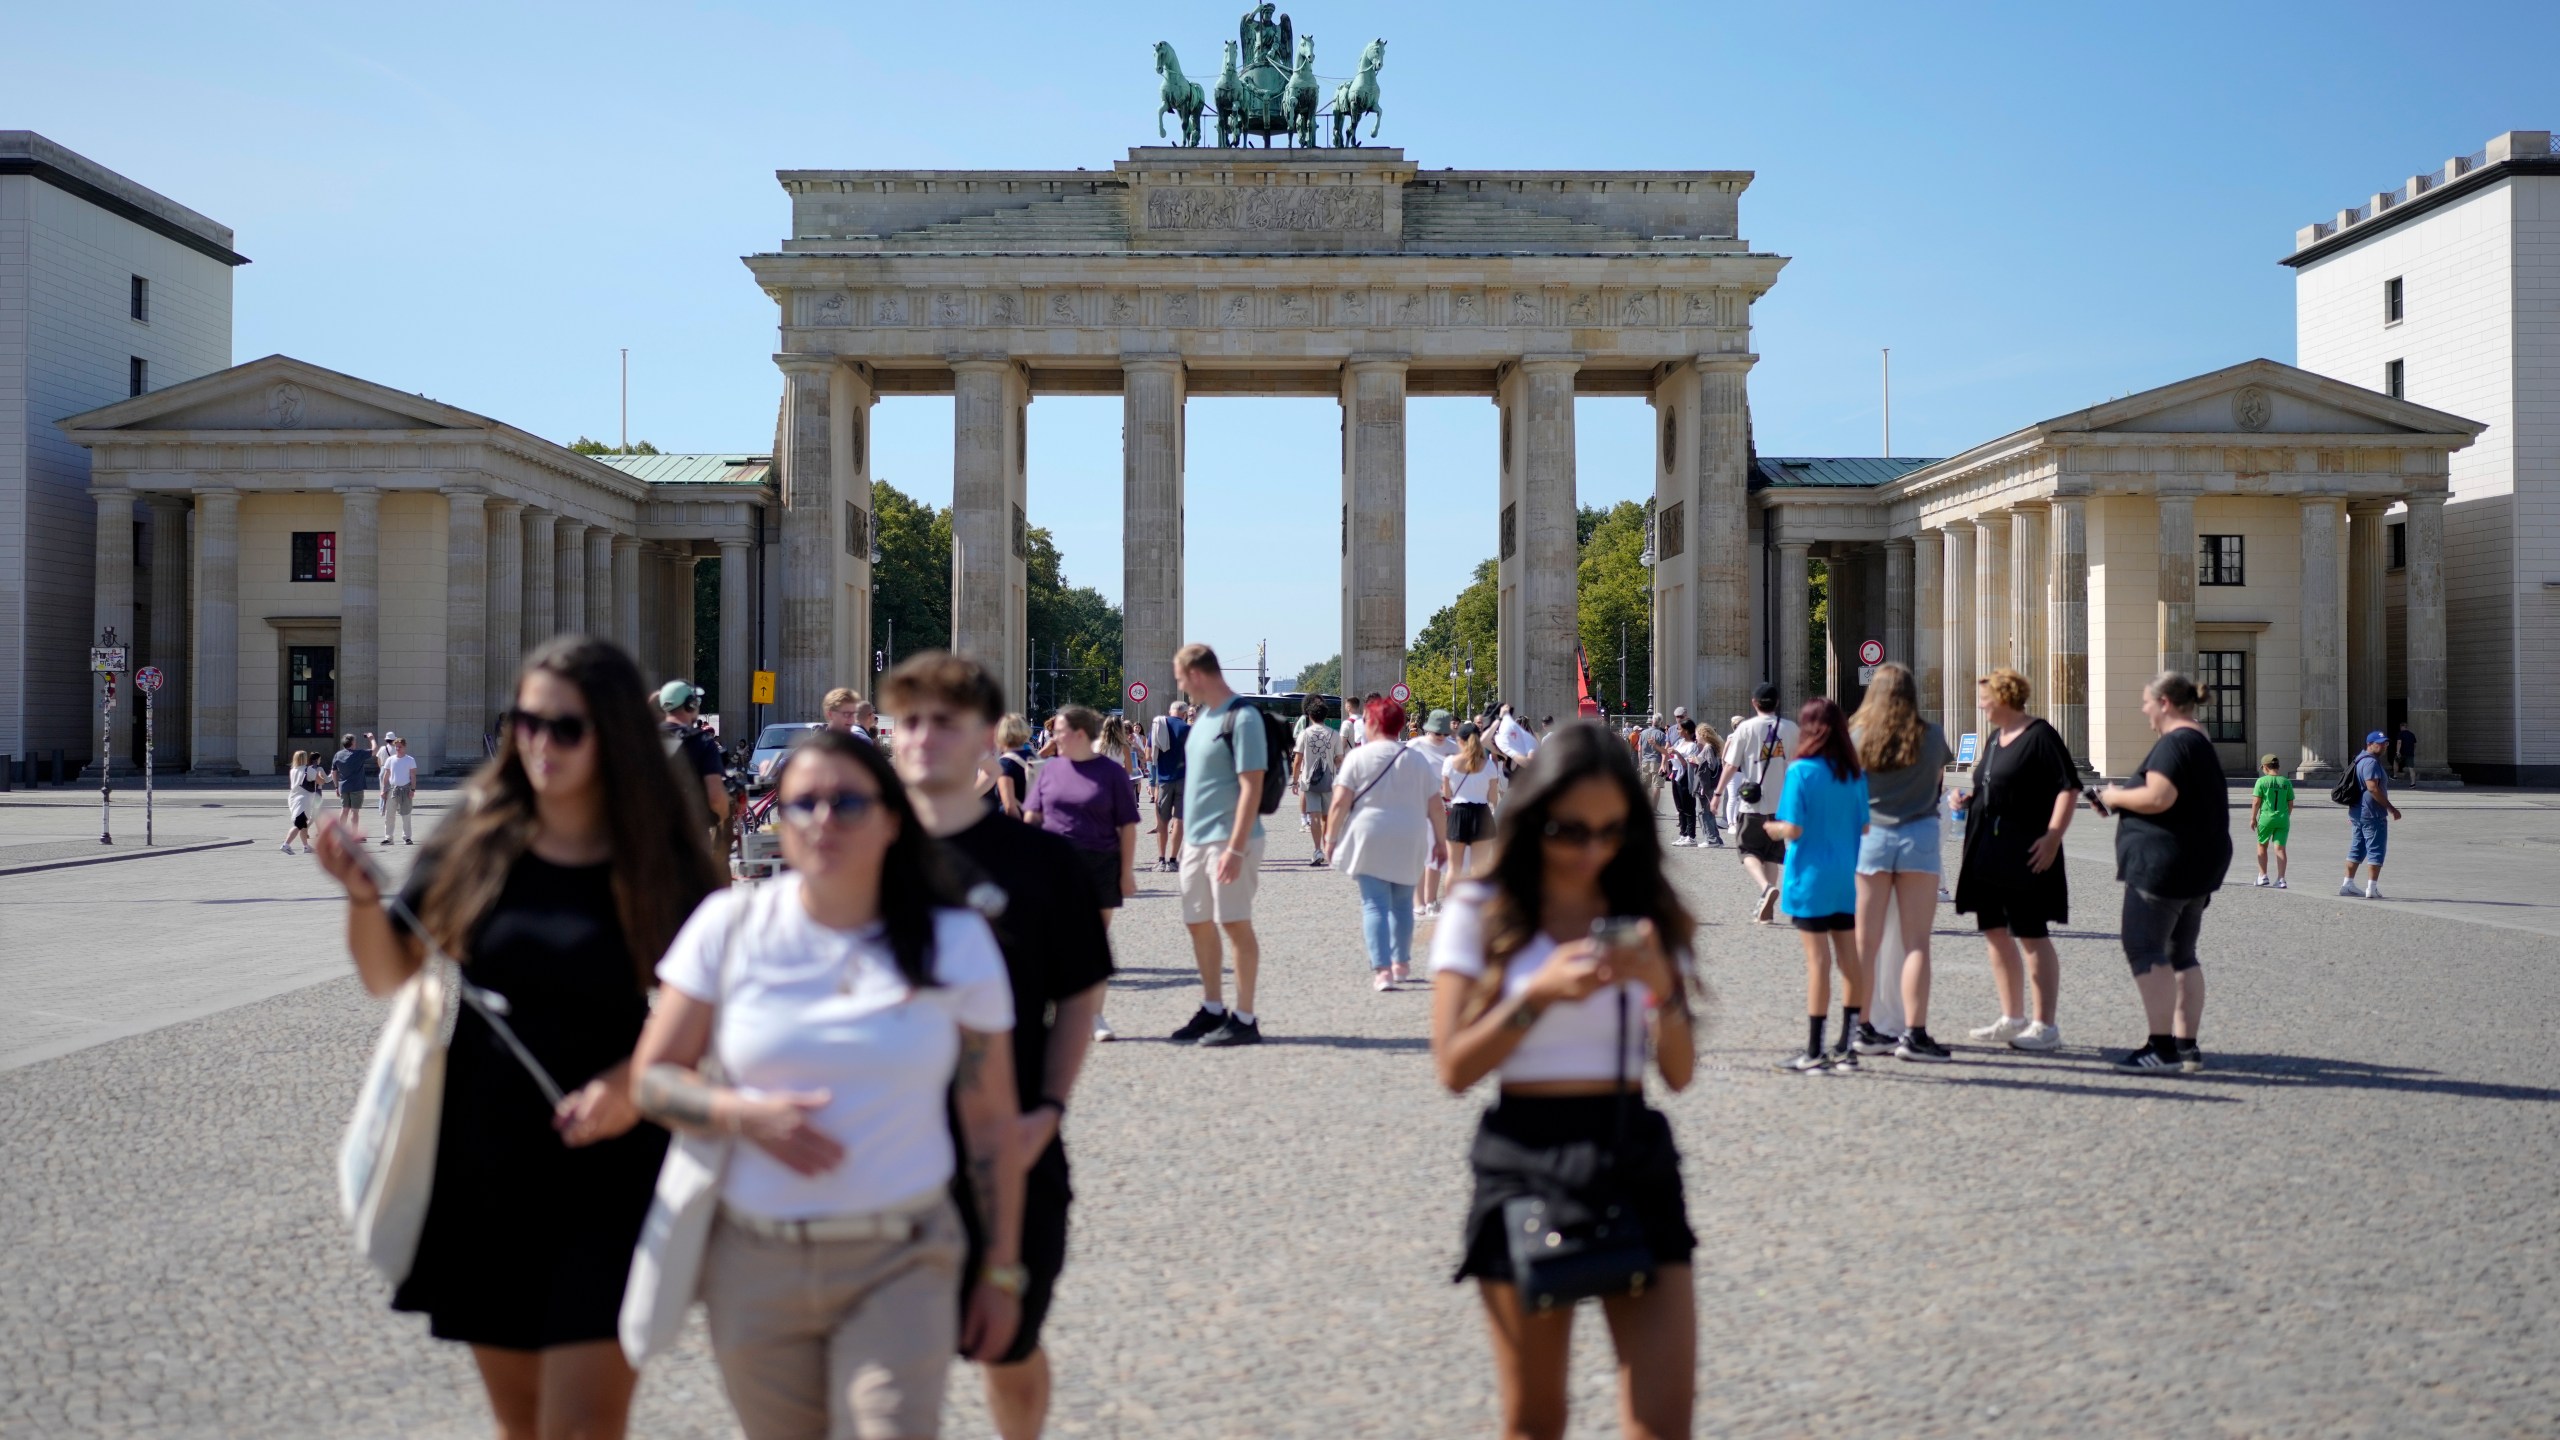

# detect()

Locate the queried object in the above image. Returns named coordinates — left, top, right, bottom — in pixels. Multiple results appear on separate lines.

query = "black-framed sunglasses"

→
left=1540, top=818, right=1627, bottom=849
left=777, top=791, right=881, bottom=827
left=504, top=709, right=590, bottom=747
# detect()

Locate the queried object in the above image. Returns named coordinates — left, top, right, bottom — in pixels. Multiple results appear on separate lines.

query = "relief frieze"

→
left=1144, top=186, right=1386, bottom=232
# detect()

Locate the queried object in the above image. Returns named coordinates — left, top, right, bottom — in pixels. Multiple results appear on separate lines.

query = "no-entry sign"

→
left=1127, top=679, right=1149, bottom=704
left=1389, top=682, right=1411, bottom=703
left=1858, top=639, right=1885, bottom=666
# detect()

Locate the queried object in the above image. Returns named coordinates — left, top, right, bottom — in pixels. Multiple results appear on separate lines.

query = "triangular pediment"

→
left=58, top=355, right=499, bottom=435
left=2052, top=359, right=2484, bottom=440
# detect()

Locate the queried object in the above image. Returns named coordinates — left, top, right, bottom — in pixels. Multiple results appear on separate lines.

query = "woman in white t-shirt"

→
left=280, top=748, right=324, bottom=853
left=1440, top=723, right=1504, bottom=885
left=1428, top=722, right=1700, bottom=1440
left=1408, top=710, right=1460, bottom=917
left=1324, top=697, right=1446, bottom=989
left=632, top=728, right=1025, bottom=1440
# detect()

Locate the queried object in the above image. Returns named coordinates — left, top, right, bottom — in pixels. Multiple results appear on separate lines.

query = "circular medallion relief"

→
left=2232, top=386, right=2272, bottom=432
left=268, top=383, right=306, bottom=429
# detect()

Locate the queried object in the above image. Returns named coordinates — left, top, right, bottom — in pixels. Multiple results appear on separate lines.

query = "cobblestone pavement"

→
left=4, top=786, right=2559, bottom=1437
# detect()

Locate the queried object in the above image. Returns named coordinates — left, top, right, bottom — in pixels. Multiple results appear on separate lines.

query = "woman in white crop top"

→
left=1426, top=722, right=1700, bottom=1440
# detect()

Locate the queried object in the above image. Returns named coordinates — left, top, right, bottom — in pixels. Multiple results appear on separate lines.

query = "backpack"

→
left=1221, top=703, right=1294, bottom=816
left=2330, top=766, right=2364, bottom=807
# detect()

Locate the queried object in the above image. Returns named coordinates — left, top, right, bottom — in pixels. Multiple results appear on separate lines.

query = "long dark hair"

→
left=776, top=726, right=956, bottom=989
left=1796, top=696, right=1860, bottom=781
left=1465, top=722, right=1697, bottom=1018
left=416, top=635, right=724, bottom=989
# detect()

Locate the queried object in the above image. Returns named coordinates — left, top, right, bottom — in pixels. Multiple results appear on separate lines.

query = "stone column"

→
left=555, top=520, right=588, bottom=640
left=1340, top=356, right=1409, bottom=703
left=1517, top=356, right=1580, bottom=724
left=2403, top=492, right=2453, bottom=779
left=585, top=527, right=614, bottom=639
left=86, top=487, right=136, bottom=776
left=146, top=495, right=190, bottom=768
left=190, top=488, right=245, bottom=774
left=2048, top=495, right=2091, bottom=771
left=1941, top=521, right=1976, bottom=740
left=951, top=358, right=1027, bottom=710
left=720, top=538, right=753, bottom=739
left=1824, top=547, right=1865, bottom=700
left=1775, top=541, right=1812, bottom=707
left=1121, top=356, right=1185, bottom=726
left=612, top=535, right=643, bottom=658
left=441, top=490, right=487, bottom=773
left=669, top=552, right=698, bottom=683
left=1884, top=538, right=1915, bottom=672
left=638, top=546, right=663, bottom=679
left=484, top=498, right=524, bottom=716
left=521, top=507, right=557, bottom=651
left=1913, top=529, right=1943, bottom=732
left=2347, top=502, right=2390, bottom=738
left=1693, top=354, right=1756, bottom=722
left=1973, top=510, right=2010, bottom=681
left=2008, top=504, right=2048, bottom=714
left=2156, top=492, right=2196, bottom=678
left=777, top=357, right=834, bottom=721
left=2297, top=496, right=2347, bottom=781
left=339, top=487, right=381, bottom=735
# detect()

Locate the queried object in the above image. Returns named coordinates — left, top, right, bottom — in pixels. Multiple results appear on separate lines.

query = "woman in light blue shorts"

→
left=1847, top=664, right=1957, bottom=1062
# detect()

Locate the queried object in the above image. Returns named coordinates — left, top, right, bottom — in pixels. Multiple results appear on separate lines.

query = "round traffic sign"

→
left=135, top=666, right=165, bottom=694
left=1389, top=682, right=1411, bottom=703
left=1127, top=679, right=1149, bottom=704
left=1858, top=639, right=1884, bottom=666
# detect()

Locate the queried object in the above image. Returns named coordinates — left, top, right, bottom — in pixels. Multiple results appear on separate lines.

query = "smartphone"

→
left=1589, top=916, right=1646, bottom=951
left=2082, top=785, right=2111, bottom=817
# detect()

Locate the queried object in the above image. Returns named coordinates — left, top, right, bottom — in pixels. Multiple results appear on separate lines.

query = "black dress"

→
left=1952, top=716, right=2078, bottom=928
left=390, top=853, right=669, bottom=1351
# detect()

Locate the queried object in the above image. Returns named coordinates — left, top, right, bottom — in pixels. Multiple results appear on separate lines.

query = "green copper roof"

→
left=1751, top=456, right=1939, bottom=490
left=589, top=453, right=772, bottom=486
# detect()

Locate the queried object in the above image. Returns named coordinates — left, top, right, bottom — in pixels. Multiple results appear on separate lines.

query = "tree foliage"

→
left=1402, top=557, right=1500, bottom=720
left=1293, top=655, right=1342, bottom=695
left=570, top=437, right=661, bottom=455
left=868, top=478, right=1121, bottom=713
left=871, top=479, right=952, bottom=660
left=1575, top=501, right=1652, bottom=714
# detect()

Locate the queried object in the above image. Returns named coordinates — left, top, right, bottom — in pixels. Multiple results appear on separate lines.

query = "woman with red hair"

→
left=1326, top=697, right=1447, bottom=989
left=1763, top=697, right=1871, bottom=1072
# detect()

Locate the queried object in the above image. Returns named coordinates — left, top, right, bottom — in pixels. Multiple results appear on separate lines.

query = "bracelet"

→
left=1503, top=1000, right=1544, bottom=1031
left=980, top=1262, right=1029, bottom=1296
left=1033, top=1096, right=1066, bottom=1119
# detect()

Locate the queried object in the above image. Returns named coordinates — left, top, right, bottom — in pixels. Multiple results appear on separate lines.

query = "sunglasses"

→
left=1540, top=818, right=1627, bottom=849
left=505, top=709, right=590, bottom=747
left=777, top=791, right=881, bottom=827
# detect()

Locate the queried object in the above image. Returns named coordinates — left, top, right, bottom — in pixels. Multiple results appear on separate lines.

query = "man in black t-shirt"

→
left=884, top=651, right=1113, bottom=1440
left=655, top=681, right=730, bottom=838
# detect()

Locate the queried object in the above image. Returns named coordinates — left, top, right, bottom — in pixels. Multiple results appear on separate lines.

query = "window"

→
left=2384, top=359, right=2405, bottom=399
left=290, top=531, right=337, bottom=583
left=287, top=645, right=337, bottom=739
left=2198, top=651, right=2247, bottom=743
left=130, top=275, right=150, bottom=323
left=2388, top=521, right=2407, bottom=572
left=2199, top=534, right=2245, bottom=586
left=2383, top=276, right=2403, bottom=325
left=128, top=356, right=147, bottom=396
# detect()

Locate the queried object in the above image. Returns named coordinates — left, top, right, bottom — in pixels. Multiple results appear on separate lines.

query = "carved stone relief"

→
left=2232, top=386, right=2272, bottom=432
left=989, top=293, right=1019, bottom=325
left=1621, top=291, right=1654, bottom=326
left=1109, top=292, right=1137, bottom=323
left=1340, top=289, right=1369, bottom=324
left=1394, top=291, right=1426, bottom=324
left=934, top=291, right=966, bottom=325
left=816, top=291, right=850, bottom=326
left=1682, top=292, right=1712, bottom=325
left=1451, top=290, right=1480, bottom=325
left=268, top=383, right=306, bottom=429
left=1165, top=292, right=1196, bottom=325
left=1144, top=186, right=1386, bottom=231
left=1566, top=292, right=1597, bottom=324
left=1511, top=290, right=1543, bottom=326
left=1049, top=291, right=1079, bottom=323
left=875, top=293, right=906, bottom=325
left=1221, top=292, right=1253, bottom=326
left=1277, top=292, right=1312, bottom=324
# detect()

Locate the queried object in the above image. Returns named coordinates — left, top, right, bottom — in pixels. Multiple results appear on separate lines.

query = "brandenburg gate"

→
left=745, top=145, right=1786, bottom=725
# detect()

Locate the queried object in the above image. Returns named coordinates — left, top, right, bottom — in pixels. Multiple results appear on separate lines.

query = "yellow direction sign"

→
left=750, top=670, right=777, bottom=704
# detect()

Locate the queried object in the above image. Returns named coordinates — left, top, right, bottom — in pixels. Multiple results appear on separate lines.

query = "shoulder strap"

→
left=1346, top=742, right=1409, bottom=810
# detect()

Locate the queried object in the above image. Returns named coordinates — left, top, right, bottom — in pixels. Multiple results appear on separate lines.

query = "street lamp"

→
left=1462, top=641, right=1477, bottom=719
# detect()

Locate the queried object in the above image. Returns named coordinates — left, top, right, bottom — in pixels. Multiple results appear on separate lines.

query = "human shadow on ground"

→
left=1100, top=965, right=1203, bottom=993
left=1258, top=1034, right=1432, bottom=1053
left=1935, top=1048, right=2560, bottom=1103
left=1869, top=1072, right=2240, bottom=1103
left=193, top=896, right=340, bottom=905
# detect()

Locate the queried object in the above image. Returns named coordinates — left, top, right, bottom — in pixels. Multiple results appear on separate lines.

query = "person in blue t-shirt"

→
left=1765, top=697, right=1871, bottom=1072
left=2340, top=730, right=2403, bottom=900
left=1148, top=700, right=1193, bottom=872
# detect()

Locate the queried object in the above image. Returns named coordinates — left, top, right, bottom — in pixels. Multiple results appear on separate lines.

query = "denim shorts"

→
left=2347, top=811, right=2388, bottom=865
left=1856, top=816, right=1941, bottom=876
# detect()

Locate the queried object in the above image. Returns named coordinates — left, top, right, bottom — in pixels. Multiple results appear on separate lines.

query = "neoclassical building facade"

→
left=1753, top=360, right=2479, bottom=781
left=64, top=356, right=772, bottom=774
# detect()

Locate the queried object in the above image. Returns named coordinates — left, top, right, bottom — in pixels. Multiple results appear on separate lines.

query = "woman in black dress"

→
left=317, top=635, right=724, bottom=1440
left=1950, top=666, right=2082, bottom=1052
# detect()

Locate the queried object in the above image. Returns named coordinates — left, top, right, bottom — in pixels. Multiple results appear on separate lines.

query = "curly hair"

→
left=1979, top=667, right=2031, bottom=712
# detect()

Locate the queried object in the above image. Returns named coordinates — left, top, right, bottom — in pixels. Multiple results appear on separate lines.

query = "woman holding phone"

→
left=1429, top=723, right=1700, bottom=1440
left=1950, top=668, right=2080, bottom=1052
left=315, top=635, right=725, bottom=1440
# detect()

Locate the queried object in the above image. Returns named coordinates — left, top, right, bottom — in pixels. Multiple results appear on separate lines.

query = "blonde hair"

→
left=997, top=714, right=1032, bottom=748
left=1979, top=667, right=2031, bottom=712
left=1453, top=729, right=1488, bottom=774
left=823, top=687, right=862, bottom=711
left=1851, top=662, right=1925, bottom=771
left=290, top=749, right=311, bottom=770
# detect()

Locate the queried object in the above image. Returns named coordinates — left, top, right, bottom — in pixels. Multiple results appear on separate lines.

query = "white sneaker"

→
left=1092, top=1016, right=1116, bottom=1043
left=2253, top=875, right=2271, bottom=887
left=2363, top=883, right=2384, bottom=900
left=1753, top=886, right=1780, bottom=925
left=1969, top=1016, right=2029, bottom=1044
left=2010, top=1021, right=2062, bottom=1051
left=279, top=841, right=294, bottom=853
left=2275, top=877, right=2288, bottom=889
left=2338, top=879, right=2360, bottom=897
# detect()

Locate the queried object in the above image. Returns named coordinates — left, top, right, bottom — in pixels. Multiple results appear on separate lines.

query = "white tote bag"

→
left=620, top=898, right=747, bottom=1367
left=337, top=961, right=453, bottom=1286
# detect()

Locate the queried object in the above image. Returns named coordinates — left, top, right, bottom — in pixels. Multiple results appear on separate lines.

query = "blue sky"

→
left=18, top=1, right=2557, bottom=679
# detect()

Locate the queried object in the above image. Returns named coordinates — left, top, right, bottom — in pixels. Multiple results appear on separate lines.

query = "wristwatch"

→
left=981, top=1262, right=1029, bottom=1296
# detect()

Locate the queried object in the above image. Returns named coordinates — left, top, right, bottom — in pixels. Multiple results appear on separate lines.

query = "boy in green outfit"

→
left=2250, top=753, right=2294, bottom=888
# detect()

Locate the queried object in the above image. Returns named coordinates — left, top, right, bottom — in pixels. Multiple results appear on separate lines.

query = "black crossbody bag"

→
left=1499, top=988, right=1655, bottom=1312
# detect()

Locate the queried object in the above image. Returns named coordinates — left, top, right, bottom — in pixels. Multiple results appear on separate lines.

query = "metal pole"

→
left=620, top=348, right=630, bottom=451
left=1881, top=347, right=1892, bottom=457
left=98, top=672, right=113, bottom=845
left=144, top=687, right=154, bottom=846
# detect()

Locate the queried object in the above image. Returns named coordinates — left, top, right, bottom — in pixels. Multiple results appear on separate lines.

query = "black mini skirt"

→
left=1456, top=1092, right=1696, bottom=1283
left=1449, top=801, right=1495, bottom=845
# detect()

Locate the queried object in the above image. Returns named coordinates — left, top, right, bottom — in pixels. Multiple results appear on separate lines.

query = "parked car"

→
left=747, top=722, right=825, bottom=789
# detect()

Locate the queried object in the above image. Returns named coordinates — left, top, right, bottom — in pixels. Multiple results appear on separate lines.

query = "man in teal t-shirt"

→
left=1171, top=643, right=1268, bottom=1047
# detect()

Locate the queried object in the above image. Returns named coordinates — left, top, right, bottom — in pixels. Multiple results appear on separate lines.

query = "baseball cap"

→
left=1424, top=708, right=1452, bottom=735
left=658, top=680, right=701, bottom=711
left=1672, top=706, right=1688, bottom=717
left=2365, top=730, right=2389, bottom=746
left=1752, top=683, right=1779, bottom=705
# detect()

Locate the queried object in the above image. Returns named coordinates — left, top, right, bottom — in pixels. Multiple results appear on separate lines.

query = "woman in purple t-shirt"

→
left=1023, top=706, right=1141, bottom=930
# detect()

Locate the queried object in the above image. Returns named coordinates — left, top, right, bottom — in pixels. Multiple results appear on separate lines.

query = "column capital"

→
left=1514, top=352, right=1584, bottom=375
left=1344, top=352, right=1411, bottom=374
left=441, top=486, right=487, bottom=505
left=2403, top=490, right=2446, bottom=513
left=1939, top=515, right=1976, bottom=534
left=1884, top=535, right=1915, bottom=554
left=1775, top=538, right=1812, bottom=556
left=341, top=484, right=382, bottom=499
left=774, top=353, right=840, bottom=378
left=948, top=353, right=1020, bottom=377
left=1120, top=353, right=1187, bottom=374
left=2347, top=498, right=2396, bottom=517
left=1690, top=351, right=1759, bottom=374
left=613, top=531, right=643, bottom=551
left=2005, top=497, right=2051, bottom=515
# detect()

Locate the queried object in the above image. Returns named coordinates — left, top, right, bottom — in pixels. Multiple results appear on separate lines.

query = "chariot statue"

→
left=1149, top=8, right=1385, bottom=150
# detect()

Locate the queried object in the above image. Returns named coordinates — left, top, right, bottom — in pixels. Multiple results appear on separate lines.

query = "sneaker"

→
left=2253, top=874, right=2271, bottom=887
left=2338, top=879, right=2360, bottom=897
left=2113, top=1044, right=2177, bottom=1072
left=1390, top=962, right=1411, bottom=984
left=403, top=837, right=416, bottom=846
left=2009, top=1021, right=2062, bottom=1051
left=1936, top=886, right=1954, bottom=904
left=1780, top=1051, right=1831, bottom=1073
left=279, top=841, right=294, bottom=853
left=2176, top=1039, right=2204, bottom=1074
left=1092, top=1016, right=1116, bottom=1043
left=1310, top=855, right=1325, bottom=867
left=1969, top=1016, right=2029, bottom=1044
left=1753, top=887, right=1780, bottom=925
left=1850, top=1023, right=1898, bottom=1056
left=2363, top=882, right=2384, bottom=900
left=1198, top=1014, right=1263, bottom=1047
left=1372, top=970, right=1395, bottom=992
left=1826, top=1048, right=1861, bottom=1072
left=1896, top=1031, right=1954, bottom=1063
left=2275, top=878, right=2288, bottom=889
left=1169, top=1006, right=1227, bottom=1042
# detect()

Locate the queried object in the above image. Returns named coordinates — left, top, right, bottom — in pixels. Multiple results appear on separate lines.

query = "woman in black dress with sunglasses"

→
left=317, top=635, right=724, bottom=1439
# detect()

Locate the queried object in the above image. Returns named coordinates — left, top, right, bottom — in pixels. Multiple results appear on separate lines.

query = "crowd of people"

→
left=309, top=624, right=2415, bottom=1440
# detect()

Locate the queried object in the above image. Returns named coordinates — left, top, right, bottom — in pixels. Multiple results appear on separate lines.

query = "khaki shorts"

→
left=1179, top=831, right=1263, bottom=925
left=700, top=1195, right=966, bottom=1440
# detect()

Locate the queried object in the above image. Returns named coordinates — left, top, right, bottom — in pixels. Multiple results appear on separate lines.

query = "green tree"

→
left=1292, top=655, right=1341, bottom=695
left=1404, top=557, right=1500, bottom=720
left=1024, top=524, right=1122, bottom=713
left=570, top=437, right=661, bottom=455
left=872, top=478, right=952, bottom=660
left=1807, top=557, right=1830, bottom=704
left=1575, top=500, right=1652, bottom=715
